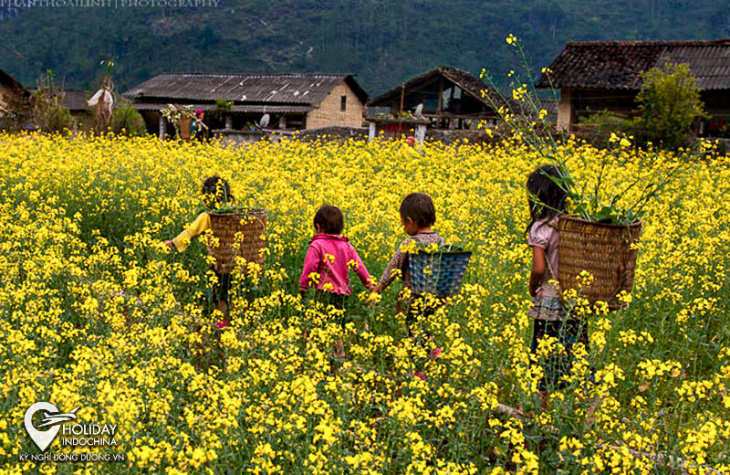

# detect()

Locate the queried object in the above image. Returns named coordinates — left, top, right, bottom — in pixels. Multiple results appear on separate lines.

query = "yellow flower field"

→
left=0, top=133, right=728, bottom=474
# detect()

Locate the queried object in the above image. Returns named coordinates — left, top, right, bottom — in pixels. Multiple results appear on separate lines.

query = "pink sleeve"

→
left=527, top=222, right=550, bottom=250
left=350, top=245, right=372, bottom=287
left=299, top=243, right=321, bottom=292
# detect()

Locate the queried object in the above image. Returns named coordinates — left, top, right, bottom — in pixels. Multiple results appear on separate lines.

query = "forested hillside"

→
left=0, top=0, right=728, bottom=96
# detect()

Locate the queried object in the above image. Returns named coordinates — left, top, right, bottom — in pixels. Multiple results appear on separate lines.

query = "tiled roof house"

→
left=537, top=39, right=730, bottom=136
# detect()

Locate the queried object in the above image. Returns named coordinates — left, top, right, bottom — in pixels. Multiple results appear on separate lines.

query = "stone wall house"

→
left=123, top=73, right=368, bottom=138
left=306, top=81, right=366, bottom=129
left=537, top=39, right=730, bottom=137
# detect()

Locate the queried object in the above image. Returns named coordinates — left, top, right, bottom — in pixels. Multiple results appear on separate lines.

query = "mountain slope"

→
left=1, top=0, right=728, bottom=96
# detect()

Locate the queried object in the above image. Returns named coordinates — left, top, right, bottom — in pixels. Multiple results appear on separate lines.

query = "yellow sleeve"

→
left=172, top=212, right=211, bottom=252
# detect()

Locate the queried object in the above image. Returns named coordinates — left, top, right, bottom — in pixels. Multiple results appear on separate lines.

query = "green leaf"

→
left=593, top=205, right=617, bottom=224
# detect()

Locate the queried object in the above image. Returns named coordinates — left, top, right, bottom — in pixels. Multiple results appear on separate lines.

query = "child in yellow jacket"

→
left=164, top=175, right=233, bottom=327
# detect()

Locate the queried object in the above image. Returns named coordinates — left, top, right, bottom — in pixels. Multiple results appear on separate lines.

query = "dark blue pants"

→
left=530, top=318, right=589, bottom=391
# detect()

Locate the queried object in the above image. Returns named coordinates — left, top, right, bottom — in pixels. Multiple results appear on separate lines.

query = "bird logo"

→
left=24, top=402, right=81, bottom=452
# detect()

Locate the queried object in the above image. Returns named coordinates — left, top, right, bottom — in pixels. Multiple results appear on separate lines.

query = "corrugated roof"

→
left=123, top=73, right=368, bottom=105
left=131, top=103, right=313, bottom=114
left=537, top=39, right=730, bottom=90
left=667, top=45, right=730, bottom=90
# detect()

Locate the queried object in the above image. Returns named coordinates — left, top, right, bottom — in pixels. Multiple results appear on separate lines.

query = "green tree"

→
left=633, top=59, right=706, bottom=150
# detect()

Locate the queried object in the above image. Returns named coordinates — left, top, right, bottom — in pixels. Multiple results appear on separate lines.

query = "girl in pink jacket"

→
left=299, top=205, right=374, bottom=309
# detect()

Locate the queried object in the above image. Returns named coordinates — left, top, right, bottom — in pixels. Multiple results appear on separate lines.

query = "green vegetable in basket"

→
left=531, top=158, right=684, bottom=226
left=403, top=239, right=466, bottom=254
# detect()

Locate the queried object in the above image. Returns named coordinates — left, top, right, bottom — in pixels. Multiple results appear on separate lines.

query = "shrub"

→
left=112, top=101, right=148, bottom=136
left=633, top=59, right=706, bottom=150
left=574, top=110, right=633, bottom=149
left=31, top=71, right=75, bottom=134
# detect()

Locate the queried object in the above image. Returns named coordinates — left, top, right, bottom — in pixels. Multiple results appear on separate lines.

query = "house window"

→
left=340, top=95, right=347, bottom=112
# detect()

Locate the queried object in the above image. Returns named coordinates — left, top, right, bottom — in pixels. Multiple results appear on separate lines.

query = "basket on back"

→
left=409, top=251, right=472, bottom=298
left=206, top=208, right=267, bottom=274
left=557, top=216, right=641, bottom=309
left=178, top=117, right=192, bottom=140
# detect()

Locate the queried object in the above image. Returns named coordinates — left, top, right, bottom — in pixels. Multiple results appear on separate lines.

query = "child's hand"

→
left=366, top=292, right=381, bottom=307
left=163, top=240, right=175, bottom=250
left=366, top=282, right=383, bottom=306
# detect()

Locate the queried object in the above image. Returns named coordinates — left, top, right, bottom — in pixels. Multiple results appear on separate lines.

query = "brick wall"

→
left=305, top=82, right=365, bottom=129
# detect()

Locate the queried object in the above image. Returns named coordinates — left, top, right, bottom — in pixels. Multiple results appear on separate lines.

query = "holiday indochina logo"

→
left=19, top=402, right=125, bottom=463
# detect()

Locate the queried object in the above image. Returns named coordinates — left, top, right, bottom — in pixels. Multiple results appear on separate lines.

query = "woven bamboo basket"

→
left=557, top=216, right=642, bottom=309
left=206, top=208, right=267, bottom=274
left=409, top=251, right=472, bottom=298
left=178, top=117, right=192, bottom=140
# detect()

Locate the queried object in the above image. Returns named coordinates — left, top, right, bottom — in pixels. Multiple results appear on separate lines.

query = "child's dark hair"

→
left=314, top=204, right=344, bottom=235
left=526, top=165, right=566, bottom=233
left=201, top=175, right=233, bottom=207
left=400, top=192, right=436, bottom=227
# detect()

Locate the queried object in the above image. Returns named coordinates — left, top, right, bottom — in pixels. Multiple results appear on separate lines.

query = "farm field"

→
left=0, top=133, right=729, bottom=474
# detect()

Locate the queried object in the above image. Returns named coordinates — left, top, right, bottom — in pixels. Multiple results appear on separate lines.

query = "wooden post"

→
left=225, top=115, right=232, bottom=129
left=557, top=88, right=572, bottom=133
left=437, top=77, right=444, bottom=128
left=159, top=115, right=166, bottom=140
left=399, top=84, right=405, bottom=115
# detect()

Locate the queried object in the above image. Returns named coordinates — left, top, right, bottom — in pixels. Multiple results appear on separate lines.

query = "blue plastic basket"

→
left=408, top=251, right=472, bottom=298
